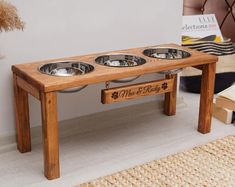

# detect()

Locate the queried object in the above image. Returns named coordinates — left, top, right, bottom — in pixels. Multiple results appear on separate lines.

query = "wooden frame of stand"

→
left=12, top=44, right=217, bottom=180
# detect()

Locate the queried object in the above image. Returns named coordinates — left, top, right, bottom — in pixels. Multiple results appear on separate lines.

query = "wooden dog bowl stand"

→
left=11, top=44, right=218, bottom=180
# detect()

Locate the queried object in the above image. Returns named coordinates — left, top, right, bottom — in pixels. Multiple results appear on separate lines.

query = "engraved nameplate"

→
left=101, top=79, right=174, bottom=104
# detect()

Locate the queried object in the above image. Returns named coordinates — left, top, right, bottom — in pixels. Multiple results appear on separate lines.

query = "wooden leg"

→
left=198, top=62, right=216, bottom=134
left=13, top=74, right=31, bottom=153
left=41, top=92, right=60, bottom=180
left=164, top=74, right=177, bottom=116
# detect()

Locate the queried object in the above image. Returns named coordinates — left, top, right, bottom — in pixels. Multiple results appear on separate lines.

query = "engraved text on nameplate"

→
left=102, top=79, right=173, bottom=104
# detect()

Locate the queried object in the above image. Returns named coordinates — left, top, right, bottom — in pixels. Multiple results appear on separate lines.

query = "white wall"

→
left=0, top=0, right=183, bottom=136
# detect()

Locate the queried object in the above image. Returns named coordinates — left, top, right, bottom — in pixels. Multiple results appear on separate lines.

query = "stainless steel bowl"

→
left=39, top=61, right=94, bottom=76
left=143, top=48, right=191, bottom=74
left=95, top=54, right=146, bottom=67
left=110, top=76, right=140, bottom=83
left=143, top=48, right=191, bottom=59
left=38, top=61, right=94, bottom=93
left=95, top=54, right=146, bottom=83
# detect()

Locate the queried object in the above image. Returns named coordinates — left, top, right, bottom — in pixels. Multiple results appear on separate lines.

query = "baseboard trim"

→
left=0, top=98, right=186, bottom=153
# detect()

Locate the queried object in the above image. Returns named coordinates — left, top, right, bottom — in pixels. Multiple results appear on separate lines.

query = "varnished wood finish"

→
left=17, top=76, right=40, bottom=100
left=13, top=74, right=31, bottom=153
left=164, top=74, right=177, bottom=116
left=40, top=92, right=60, bottom=180
left=12, top=43, right=218, bottom=180
left=198, top=62, right=216, bottom=134
left=11, top=44, right=218, bottom=93
left=192, top=65, right=203, bottom=70
left=102, top=79, right=174, bottom=104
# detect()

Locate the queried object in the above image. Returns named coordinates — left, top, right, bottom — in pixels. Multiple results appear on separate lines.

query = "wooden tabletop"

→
left=12, top=43, right=218, bottom=92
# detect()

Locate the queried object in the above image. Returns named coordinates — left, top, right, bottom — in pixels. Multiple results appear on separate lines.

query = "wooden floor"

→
left=0, top=91, right=234, bottom=187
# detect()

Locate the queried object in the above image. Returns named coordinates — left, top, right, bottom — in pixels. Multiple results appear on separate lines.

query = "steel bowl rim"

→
left=38, top=60, right=95, bottom=77
left=95, top=53, right=147, bottom=68
left=143, top=47, right=192, bottom=60
left=111, top=75, right=141, bottom=83
left=58, top=85, right=88, bottom=93
left=157, top=68, right=183, bottom=75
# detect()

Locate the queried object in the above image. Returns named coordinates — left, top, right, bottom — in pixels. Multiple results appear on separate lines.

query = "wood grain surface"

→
left=17, top=76, right=40, bottom=100
left=12, top=44, right=218, bottom=92
left=164, top=74, right=177, bottom=116
left=198, top=62, right=216, bottom=134
left=101, top=79, right=173, bottom=104
left=13, top=74, right=31, bottom=153
left=40, top=92, right=60, bottom=179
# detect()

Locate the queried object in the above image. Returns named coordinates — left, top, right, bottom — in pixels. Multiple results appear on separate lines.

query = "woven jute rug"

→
left=78, top=135, right=235, bottom=186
